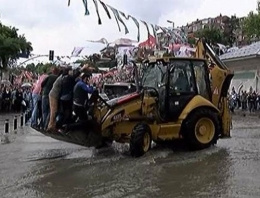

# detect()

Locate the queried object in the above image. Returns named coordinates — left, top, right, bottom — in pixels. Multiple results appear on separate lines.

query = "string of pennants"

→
left=24, top=53, right=88, bottom=59
left=67, top=0, right=187, bottom=45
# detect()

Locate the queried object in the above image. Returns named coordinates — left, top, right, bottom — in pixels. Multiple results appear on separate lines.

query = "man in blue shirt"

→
left=73, top=73, right=94, bottom=121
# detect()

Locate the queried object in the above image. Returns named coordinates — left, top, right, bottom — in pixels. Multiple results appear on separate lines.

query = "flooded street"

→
left=1, top=114, right=260, bottom=198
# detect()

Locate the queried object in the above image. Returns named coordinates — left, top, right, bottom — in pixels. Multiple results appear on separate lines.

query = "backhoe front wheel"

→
left=130, top=123, right=152, bottom=157
left=183, top=108, right=220, bottom=150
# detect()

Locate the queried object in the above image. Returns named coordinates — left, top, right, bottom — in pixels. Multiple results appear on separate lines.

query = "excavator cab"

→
left=142, top=58, right=212, bottom=122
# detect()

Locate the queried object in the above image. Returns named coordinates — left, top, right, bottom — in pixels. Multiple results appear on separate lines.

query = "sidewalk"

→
left=232, top=109, right=260, bottom=117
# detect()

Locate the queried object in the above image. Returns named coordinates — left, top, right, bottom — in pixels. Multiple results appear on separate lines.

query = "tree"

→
left=9, top=62, right=54, bottom=76
left=195, top=27, right=224, bottom=45
left=25, top=63, right=36, bottom=72
left=188, top=37, right=196, bottom=46
left=0, top=21, right=33, bottom=70
left=222, top=15, right=240, bottom=46
left=243, top=11, right=260, bottom=40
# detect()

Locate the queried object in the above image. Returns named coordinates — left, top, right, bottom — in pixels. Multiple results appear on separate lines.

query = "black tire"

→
left=182, top=108, right=220, bottom=150
left=130, top=123, right=152, bottom=157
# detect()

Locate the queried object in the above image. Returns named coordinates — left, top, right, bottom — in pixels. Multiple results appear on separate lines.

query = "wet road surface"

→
left=0, top=113, right=260, bottom=198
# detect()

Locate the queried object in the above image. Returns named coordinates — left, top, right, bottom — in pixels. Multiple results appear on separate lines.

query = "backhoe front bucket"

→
left=35, top=122, right=103, bottom=148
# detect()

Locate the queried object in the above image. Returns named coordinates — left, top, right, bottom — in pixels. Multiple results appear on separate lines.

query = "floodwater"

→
left=0, top=114, right=260, bottom=198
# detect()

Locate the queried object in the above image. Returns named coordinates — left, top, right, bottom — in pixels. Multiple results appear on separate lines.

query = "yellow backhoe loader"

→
left=35, top=39, right=234, bottom=157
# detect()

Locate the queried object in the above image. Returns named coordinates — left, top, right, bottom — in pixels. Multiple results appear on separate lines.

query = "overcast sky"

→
left=0, top=0, right=257, bottom=57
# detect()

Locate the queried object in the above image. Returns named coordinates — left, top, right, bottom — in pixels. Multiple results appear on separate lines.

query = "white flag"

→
left=71, top=47, right=85, bottom=57
left=86, top=38, right=108, bottom=45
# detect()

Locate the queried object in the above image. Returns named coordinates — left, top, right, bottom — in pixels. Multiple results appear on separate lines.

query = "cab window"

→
left=169, top=61, right=195, bottom=93
left=193, top=61, right=210, bottom=99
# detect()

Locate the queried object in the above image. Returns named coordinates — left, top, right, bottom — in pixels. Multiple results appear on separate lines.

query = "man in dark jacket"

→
left=73, top=73, right=94, bottom=121
left=57, top=66, right=76, bottom=127
left=41, top=67, right=59, bottom=130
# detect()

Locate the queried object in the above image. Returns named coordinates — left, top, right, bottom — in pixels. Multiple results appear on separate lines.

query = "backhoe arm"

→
left=194, top=39, right=234, bottom=137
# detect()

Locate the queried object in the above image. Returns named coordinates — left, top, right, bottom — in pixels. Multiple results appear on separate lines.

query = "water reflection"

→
left=1, top=115, right=260, bottom=198
left=18, top=146, right=233, bottom=198
left=156, top=148, right=232, bottom=198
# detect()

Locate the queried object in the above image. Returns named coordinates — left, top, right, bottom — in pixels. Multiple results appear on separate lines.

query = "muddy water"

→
left=0, top=115, right=260, bottom=198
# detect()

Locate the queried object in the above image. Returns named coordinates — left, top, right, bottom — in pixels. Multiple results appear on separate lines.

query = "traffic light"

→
left=49, top=50, right=54, bottom=61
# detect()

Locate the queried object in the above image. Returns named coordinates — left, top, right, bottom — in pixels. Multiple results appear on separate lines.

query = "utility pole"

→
left=166, top=20, right=175, bottom=55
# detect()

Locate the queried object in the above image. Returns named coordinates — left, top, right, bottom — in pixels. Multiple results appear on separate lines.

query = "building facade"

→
left=220, top=42, right=260, bottom=92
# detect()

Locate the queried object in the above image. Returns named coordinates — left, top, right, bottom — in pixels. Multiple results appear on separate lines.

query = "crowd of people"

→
left=0, top=63, right=136, bottom=134
left=29, top=64, right=99, bottom=133
left=229, top=87, right=260, bottom=113
left=0, top=86, right=32, bottom=113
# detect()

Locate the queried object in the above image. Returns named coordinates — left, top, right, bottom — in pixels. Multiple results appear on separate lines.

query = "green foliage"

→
left=243, top=11, right=260, bottom=39
left=10, top=62, right=54, bottom=75
left=0, top=21, right=33, bottom=70
left=188, top=37, right=196, bottom=45
left=223, top=15, right=240, bottom=46
left=25, top=63, right=54, bottom=74
left=195, top=27, right=224, bottom=44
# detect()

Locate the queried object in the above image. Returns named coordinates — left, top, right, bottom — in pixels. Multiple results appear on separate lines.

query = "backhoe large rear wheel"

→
left=183, top=108, right=220, bottom=150
left=130, top=123, right=152, bottom=157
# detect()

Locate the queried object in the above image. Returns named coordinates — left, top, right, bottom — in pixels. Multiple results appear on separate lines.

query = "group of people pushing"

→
left=31, top=65, right=95, bottom=133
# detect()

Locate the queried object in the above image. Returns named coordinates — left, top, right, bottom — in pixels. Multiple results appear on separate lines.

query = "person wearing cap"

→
left=73, top=72, right=94, bottom=121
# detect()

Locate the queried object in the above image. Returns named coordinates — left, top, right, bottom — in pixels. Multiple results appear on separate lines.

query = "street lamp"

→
left=167, top=20, right=175, bottom=28
left=166, top=20, right=175, bottom=54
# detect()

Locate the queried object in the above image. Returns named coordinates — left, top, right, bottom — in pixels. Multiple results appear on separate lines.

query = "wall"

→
left=223, top=57, right=260, bottom=92
left=223, top=57, right=260, bottom=71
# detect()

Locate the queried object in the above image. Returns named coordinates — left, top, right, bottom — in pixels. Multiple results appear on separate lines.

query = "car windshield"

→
left=142, top=62, right=166, bottom=89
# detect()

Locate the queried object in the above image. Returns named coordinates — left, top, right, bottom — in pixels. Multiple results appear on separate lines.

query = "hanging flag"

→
left=172, top=29, right=186, bottom=43
left=86, top=38, right=108, bottom=45
left=107, top=5, right=129, bottom=34
left=106, top=5, right=121, bottom=32
left=68, top=0, right=70, bottom=6
left=119, top=11, right=130, bottom=20
left=71, top=47, right=85, bottom=57
left=160, top=26, right=168, bottom=33
left=154, top=25, right=160, bottom=31
left=98, top=0, right=111, bottom=19
left=151, top=24, right=158, bottom=48
left=82, top=0, right=90, bottom=15
left=93, top=0, right=102, bottom=25
left=130, top=16, right=140, bottom=42
left=141, top=20, right=150, bottom=39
